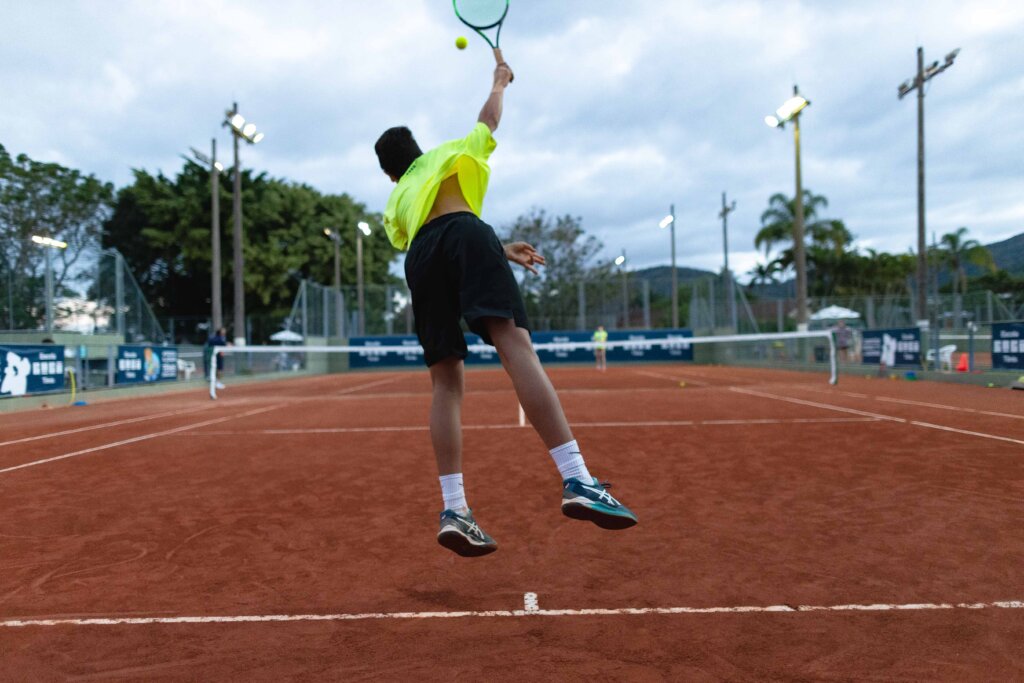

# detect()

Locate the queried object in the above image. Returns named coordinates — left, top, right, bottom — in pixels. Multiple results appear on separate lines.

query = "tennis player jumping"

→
left=375, top=58, right=637, bottom=557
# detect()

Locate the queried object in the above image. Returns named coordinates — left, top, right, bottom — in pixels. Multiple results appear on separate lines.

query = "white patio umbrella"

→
left=810, top=305, right=861, bottom=321
left=269, top=329, right=303, bottom=343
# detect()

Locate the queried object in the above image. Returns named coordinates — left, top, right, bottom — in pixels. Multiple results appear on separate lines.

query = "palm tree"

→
left=938, top=227, right=995, bottom=295
left=747, top=260, right=782, bottom=288
left=754, top=190, right=830, bottom=258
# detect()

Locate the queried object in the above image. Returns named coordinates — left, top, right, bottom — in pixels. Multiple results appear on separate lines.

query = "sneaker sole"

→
left=437, top=530, right=497, bottom=557
left=562, top=503, right=637, bottom=530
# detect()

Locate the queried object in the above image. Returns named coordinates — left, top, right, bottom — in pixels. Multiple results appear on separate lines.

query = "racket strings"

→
left=453, top=0, right=508, bottom=29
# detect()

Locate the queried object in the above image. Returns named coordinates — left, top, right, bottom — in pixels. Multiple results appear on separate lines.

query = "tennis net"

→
left=208, top=330, right=837, bottom=398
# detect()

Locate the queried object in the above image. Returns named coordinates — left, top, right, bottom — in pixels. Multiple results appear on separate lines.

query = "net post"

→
left=828, top=331, right=838, bottom=385
left=209, top=349, right=221, bottom=400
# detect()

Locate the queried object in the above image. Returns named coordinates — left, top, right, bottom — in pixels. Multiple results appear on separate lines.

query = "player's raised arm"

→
left=478, top=59, right=513, bottom=133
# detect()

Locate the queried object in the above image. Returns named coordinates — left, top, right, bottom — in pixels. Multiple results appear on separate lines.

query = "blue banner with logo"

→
left=348, top=335, right=423, bottom=368
left=348, top=330, right=694, bottom=368
left=0, top=344, right=66, bottom=397
left=861, top=327, right=921, bottom=366
left=992, top=322, right=1024, bottom=370
left=116, top=346, right=179, bottom=384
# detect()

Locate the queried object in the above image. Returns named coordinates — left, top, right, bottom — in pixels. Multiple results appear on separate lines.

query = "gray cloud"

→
left=1, top=0, right=1020, bottom=281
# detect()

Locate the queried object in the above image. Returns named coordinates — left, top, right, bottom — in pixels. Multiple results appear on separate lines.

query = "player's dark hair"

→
left=375, top=126, right=423, bottom=179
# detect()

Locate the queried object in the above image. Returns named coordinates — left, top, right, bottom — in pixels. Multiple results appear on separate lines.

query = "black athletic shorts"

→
left=405, top=211, right=530, bottom=366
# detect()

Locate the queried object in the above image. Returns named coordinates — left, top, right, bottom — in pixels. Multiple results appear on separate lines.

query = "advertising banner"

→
left=348, top=330, right=695, bottom=368
left=348, top=335, right=423, bottom=368
left=861, top=328, right=921, bottom=367
left=116, top=346, right=179, bottom=384
left=992, top=322, right=1024, bottom=370
left=0, top=344, right=66, bottom=397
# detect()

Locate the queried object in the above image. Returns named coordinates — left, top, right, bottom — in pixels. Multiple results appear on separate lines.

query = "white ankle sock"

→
left=439, top=473, right=468, bottom=512
left=549, top=440, right=591, bottom=482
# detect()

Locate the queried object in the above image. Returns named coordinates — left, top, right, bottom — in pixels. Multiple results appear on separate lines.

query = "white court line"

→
left=173, top=417, right=880, bottom=437
left=731, top=387, right=1024, bottom=447
left=0, top=405, right=211, bottom=449
left=0, top=405, right=284, bottom=475
left=634, top=370, right=711, bottom=387
left=3, top=599, right=1021, bottom=628
left=729, top=388, right=905, bottom=422
left=795, top=384, right=1024, bottom=420
left=333, top=376, right=405, bottom=396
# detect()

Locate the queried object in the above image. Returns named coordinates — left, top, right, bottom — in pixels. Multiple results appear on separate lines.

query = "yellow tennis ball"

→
left=455, top=36, right=468, bottom=50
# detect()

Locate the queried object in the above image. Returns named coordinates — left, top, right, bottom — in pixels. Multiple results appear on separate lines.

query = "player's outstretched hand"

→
left=504, top=242, right=545, bottom=275
left=493, top=61, right=514, bottom=89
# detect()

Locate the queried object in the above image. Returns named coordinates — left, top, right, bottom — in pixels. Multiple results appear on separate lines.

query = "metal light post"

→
left=187, top=140, right=225, bottom=331
left=614, top=251, right=628, bottom=327
left=323, top=228, right=344, bottom=337
left=719, top=192, right=738, bottom=332
left=356, top=221, right=371, bottom=336
left=223, top=103, right=264, bottom=346
left=898, top=46, right=959, bottom=324
left=659, top=207, right=678, bottom=328
left=31, top=235, right=68, bottom=333
left=765, top=87, right=811, bottom=330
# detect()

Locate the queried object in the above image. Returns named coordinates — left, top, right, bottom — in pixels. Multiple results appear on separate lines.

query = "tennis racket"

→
left=453, top=0, right=512, bottom=79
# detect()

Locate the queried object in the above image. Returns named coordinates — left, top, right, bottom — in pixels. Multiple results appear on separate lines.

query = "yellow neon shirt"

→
left=592, top=329, right=608, bottom=347
left=383, top=122, right=497, bottom=251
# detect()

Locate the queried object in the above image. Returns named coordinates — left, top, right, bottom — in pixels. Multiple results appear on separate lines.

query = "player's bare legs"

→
left=483, top=317, right=572, bottom=448
left=428, top=356, right=464, bottom=477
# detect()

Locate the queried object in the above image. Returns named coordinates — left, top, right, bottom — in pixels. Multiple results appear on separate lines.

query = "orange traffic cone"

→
left=956, top=353, right=969, bottom=373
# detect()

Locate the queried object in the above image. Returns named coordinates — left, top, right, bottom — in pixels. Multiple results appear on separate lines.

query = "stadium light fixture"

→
left=222, top=102, right=266, bottom=345
left=31, top=235, right=68, bottom=249
left=765, top=85, right=811, bottom=329
left=658, top=214, right=674, bottom=229
left=357, top=221, right=371, bottom=236
left=31, top=234, right=67, bottom=332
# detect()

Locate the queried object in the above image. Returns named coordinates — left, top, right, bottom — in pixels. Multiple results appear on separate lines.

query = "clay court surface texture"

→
left=2, top=364, right=1022, bottom=681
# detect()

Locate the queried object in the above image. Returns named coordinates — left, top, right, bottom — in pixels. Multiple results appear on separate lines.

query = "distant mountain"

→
left=985, top=232, right=1024, bottom=274
left=629, top=265, right=717, bottom=298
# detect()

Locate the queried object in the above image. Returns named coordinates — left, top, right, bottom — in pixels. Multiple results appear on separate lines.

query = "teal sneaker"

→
left=437, top=509, right=497, bottom=557
left=561, top=477, right=638, bottom=530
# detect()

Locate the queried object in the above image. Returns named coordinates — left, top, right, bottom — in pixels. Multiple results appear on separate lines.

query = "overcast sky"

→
left=2, top=0, right=1022, bottom=281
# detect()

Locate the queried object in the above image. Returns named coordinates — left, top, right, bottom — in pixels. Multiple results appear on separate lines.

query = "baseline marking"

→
left=730, top=387, right=1024, bottom=447
left=0, top=405, right=284, bottom=475
left=795, top=385, right=1024, bottom=420
left=0, top=405, right=211, bottom=449
left=173, top=417, right=880, bottom=437
left=3, top=599, right=1021, bottom=628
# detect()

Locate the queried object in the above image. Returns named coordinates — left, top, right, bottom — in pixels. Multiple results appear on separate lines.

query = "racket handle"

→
left=493, top=48, right=514, bottom=83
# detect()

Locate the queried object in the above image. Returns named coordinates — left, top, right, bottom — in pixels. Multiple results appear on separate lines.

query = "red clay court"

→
left=2, top=364, right=1023, bottom=680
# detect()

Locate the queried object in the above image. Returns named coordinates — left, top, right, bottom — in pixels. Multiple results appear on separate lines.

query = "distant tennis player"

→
left=592, top=325, right=608, bottom=372
left=375, top=59, right=637, bottom=557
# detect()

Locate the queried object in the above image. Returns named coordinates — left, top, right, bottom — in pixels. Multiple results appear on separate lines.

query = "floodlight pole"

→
left=223, top=102, right=263, bottom=346
left=229, top=104, right=245, bottom=346
left=618, top=251, right=628, bottom=327
left=356, top=228, right=365, bottom=336
left=670, top=204, right=678, bottom=329
left=720, top=191, right=737, bottom=332
left=791, top=86, right=808, bottom=330
left=210, top=138, right=223, bottom=331
left=898, top=46, right=958, bottom=324
left=44, top=246, right=54, bottom=332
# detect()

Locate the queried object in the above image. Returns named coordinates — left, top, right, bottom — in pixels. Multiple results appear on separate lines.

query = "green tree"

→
left=498, top=209, right=613, bottom=330
left=104, top=159, right=399, bottom=338
left=754, top=190, right=831, bottom=262
left=0, top=143, right=114, bottom=329
left=938, top=227, right=995, bottom=295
